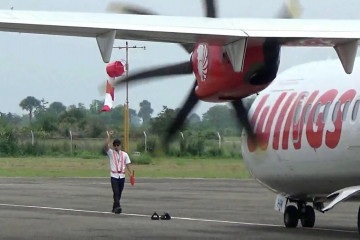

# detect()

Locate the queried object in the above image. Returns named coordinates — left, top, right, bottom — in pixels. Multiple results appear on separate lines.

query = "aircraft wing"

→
left=0, top=10, right=359, bottom=70
left=2, top=10, right=360, bottom=45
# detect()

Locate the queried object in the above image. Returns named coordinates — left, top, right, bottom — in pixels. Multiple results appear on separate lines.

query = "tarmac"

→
left=0, top=177, right=359, bottom=239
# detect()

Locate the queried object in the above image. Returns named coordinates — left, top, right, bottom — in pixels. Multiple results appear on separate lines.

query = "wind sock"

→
left=101, top=61, right=125, bottom=112
left=101, top=77, right=115, bottom=112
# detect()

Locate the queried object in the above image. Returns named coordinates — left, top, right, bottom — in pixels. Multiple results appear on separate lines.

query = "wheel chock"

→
left=160, top=212, right=171, bottom=220
left=151, top=212, right=160, bottom=220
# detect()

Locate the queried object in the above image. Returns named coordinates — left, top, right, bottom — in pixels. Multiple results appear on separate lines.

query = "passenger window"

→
left=342, top=101, right=350, bottom=121
left=323, top=102, right=331, bottom=123
left=332, top=101, right=340, bottom=122
left=304, top=104, right=311, bottom=123
left=294, top=104, right=302, bottom=124
left=313, top=103, right=321, bottom=123
left=352, top=100, right=360, bottom=121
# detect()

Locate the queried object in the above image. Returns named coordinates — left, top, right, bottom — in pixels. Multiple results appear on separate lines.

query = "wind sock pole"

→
left=113, top=41, right=146, bottom=153
left=124, top=41, right=129, bottom=152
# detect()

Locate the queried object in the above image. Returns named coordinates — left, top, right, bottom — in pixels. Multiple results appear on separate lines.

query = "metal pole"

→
left=69, top=130, right=73, bottom=155
left=126, top=41, right=129, bottom=106
left=217, top=132, right=221, bottom=149
left=31, top=130, right=34, bottom=146
left=124, top=41, right=130, bottom=153
left=113, top=42, right=146, bottom=153
left=180, top=132, right=184, bottom=141
left=143, top=131, right=147, bottom=152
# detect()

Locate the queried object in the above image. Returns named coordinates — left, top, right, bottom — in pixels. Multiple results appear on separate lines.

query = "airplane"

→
left=1, top=0, right=360, bottom=233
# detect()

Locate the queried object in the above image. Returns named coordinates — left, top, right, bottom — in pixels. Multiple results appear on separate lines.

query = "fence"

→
left=11, top=130, right=243, bottom=157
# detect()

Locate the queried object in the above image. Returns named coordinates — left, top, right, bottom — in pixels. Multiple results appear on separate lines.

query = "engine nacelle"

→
left=191, top=43, right=278, bottom=102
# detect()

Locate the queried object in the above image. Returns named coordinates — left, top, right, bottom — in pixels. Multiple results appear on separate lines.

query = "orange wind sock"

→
left=101, top=77, right=115, bottom=112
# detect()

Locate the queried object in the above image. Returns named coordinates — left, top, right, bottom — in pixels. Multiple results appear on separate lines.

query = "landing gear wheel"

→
left=300, top=205, right=315, bottom=228
left=284, top=205, right=299, bottom=228
left=357, top=206, right=360, bottom=234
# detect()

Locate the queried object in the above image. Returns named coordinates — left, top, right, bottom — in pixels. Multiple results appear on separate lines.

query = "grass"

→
left=0, top=156, right=250, bottom=178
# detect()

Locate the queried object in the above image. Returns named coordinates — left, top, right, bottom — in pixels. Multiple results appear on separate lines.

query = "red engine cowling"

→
left=106, top=61, right=125, bottom=77
left=191, top=43, right=271, bottom=102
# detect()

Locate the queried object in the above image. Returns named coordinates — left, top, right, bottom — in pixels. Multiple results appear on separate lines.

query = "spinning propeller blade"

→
left=204, top=0, right=217, bottom=18
left=231, top=99, right=256, bottom=144
left=112, top=61, right=193, bottom=87
left=164, top=81, right=199, bottom=143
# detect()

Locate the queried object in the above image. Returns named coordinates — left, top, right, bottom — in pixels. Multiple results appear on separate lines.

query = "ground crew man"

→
left=104, top=130, right=132, bottom=214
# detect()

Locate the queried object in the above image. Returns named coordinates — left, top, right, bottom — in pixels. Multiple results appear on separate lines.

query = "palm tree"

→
left=19, top=96, right=41, bottom=124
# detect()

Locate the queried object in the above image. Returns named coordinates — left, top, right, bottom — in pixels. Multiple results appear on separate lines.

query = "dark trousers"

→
left=111, top=177, right=125, bottom=209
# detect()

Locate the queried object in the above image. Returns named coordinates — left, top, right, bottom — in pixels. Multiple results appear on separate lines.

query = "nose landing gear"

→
left=284, top=203, right=315, bottom=228
left=357, top=206, right=360, bottom=234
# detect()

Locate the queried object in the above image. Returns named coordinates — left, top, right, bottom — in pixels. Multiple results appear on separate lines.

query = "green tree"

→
left=129, top=108, right=141, bottom=127
left=19, top=96, right=41, bottom=124
left=100, top=105, right=124, bottom=126
left=202, top=104, right=237, bottom=133
left=2, top=113, right=21, bottom=125
left=0, top=119, right=18, bottom=155
left=188, top=113, right=201, bottom=124
left=85, top=115, right=105, bottom=137
left=36, top=112, right=59, bottom=132
left=59, top=104, right=87, bottom=134
left=150, top=106, right=176, bottom=137
left=89, top=99, right=104, bottom=114
left=48, top=101, right=66, bottom=115
left=39, top=98, right=49, bottom=111
left=138, top=100, right=153, bottom=124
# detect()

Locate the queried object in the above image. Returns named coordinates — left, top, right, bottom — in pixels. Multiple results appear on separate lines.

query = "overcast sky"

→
left=0, top=0, right=359, bottom=117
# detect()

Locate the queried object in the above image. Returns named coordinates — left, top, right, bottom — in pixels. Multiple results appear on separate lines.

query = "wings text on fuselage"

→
left=248, top=89, right=357, bottom=152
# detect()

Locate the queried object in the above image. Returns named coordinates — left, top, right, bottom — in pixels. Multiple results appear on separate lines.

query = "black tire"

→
left=357, top=206, right=360, bottom=234
left=284, top=205, right=299, bottom=228
left=300, top=205, right=315, bottom=228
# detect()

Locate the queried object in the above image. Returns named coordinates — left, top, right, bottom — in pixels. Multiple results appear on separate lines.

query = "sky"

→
left=0, top=0, right=359, bottom=118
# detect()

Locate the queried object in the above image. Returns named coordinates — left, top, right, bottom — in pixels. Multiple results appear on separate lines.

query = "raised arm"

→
left=104, top=130, right=113, bottom=152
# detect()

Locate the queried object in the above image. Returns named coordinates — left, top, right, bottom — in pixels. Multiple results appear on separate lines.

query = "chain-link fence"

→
left=2, top=129, right=243, bottom=158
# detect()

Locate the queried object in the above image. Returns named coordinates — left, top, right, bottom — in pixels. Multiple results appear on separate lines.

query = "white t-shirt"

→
left=107, top=148, right=131, bottom=179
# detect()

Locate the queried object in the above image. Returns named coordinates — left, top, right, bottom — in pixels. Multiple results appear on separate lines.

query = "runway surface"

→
left=0, top=177, right=359, bottom=239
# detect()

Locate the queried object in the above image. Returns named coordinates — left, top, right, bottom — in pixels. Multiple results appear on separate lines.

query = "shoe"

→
left=114, top=207, right=122, bottom=214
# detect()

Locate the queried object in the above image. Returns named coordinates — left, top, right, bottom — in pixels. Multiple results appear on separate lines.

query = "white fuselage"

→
left=242, top=58, right=360, bottom=199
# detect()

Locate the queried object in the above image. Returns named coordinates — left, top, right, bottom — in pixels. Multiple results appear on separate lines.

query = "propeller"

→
left=277, top=0, right=302, bottom=19
left=106, top=1, right=194, bottom=53
left=231, top=99, right=256, bottom=145
left=113, top=61, right=193, bottom=85
left=107, top=2, right=157, bottom=15
left=107, top=0, right=219, bottom=53
left=164, top=81, right=199, bottom=143
left=105, top=0, right=302, bottom=147
left=107, top=0, right=221, bottom=144
left=204, top=0, right=216, bottom=18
